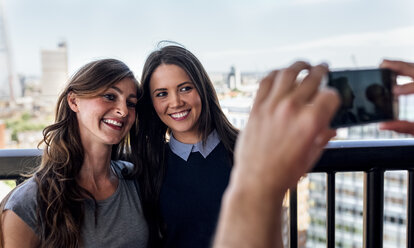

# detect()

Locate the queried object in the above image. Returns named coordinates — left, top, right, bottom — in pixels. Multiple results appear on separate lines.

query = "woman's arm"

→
left=213, top=62, right=339, bottom=248
left=2, top=210, right=39, bottom=248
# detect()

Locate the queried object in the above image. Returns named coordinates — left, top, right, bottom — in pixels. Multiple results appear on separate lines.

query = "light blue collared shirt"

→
left=169, top=130, right=221, bottom=161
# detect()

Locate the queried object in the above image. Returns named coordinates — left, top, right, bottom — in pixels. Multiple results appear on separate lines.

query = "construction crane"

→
left=0, top=0, right=14, bottom=103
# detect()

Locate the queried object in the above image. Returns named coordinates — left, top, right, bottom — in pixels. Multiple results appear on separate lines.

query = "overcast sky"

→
left=2, top=0, right=414, bottom=77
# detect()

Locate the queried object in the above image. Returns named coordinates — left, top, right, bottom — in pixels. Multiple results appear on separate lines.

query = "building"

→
left=40, top=42, right=68, bottom=108
left=220, top=96, right=252, bottom=129
left=227, top=66, right=241, bottom=90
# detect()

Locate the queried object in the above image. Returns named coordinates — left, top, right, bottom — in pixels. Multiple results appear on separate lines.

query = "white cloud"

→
left=203, top=26, right=414, bottom=58
left=200, top=25, right=414, bottom=71
left=290, top=0, right=356, bottom=6
left=281, top=26, right=414, bottom=50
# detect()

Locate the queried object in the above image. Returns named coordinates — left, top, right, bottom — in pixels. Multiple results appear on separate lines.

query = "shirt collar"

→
left=169, top=130, right=221, bottom=161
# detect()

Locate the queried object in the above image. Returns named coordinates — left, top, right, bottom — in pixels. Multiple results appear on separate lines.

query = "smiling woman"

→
left=0, top=59, right=148, bottom=248
left=135, top=44, right=239, bottom=247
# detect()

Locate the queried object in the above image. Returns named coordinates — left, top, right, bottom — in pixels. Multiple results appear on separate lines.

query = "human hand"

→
left=379, top=59, right=414, bottom=135
left=232, top=61, right=340, bottom=196
left=214, top=61, right=340, bottom=248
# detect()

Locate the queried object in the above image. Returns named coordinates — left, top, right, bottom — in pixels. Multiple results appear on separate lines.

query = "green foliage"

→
left=5, top=112, right=47, bottom=142
left=21, top=112, right=31, bottom=121
left=2, top=180, right=16, bottom=188
left=11, top=131, right=18, bottom=142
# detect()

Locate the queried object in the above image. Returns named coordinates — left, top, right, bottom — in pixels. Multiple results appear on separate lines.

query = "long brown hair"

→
left=0, top=59, right=140, bottom=248
left=134, top=43, right=238, bottom=244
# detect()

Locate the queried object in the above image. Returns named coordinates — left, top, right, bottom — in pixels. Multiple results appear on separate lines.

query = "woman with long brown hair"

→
left=135, top=44, right=238, bottom=247
left=1, top=59, right=148, bottom=248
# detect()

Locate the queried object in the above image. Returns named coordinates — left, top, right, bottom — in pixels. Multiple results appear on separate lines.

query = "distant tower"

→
left=227, top=65, right=241, bottom=90
left=0, top=0, right=15, bottom=102
left=40, top=42, right=68, bottom=105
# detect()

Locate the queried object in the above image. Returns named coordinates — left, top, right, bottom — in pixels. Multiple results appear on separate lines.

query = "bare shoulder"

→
left=2, top=210, right=39, bottom=248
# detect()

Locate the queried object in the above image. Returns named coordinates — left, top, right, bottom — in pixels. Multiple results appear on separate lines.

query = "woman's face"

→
left=69, top=78, right=138, bottom=147
left=149, top=64, right=202, bottom=143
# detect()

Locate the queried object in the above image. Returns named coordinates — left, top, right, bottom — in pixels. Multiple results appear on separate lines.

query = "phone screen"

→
left=328, top=68, right=397, bottom=128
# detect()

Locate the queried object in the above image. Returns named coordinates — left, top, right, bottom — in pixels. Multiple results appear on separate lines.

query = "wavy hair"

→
left=0, top=59, right=140, bottom=248
left=133, top=44, right=238, bottom=245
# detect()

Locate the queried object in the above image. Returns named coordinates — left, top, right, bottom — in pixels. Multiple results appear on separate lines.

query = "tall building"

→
left=227, top=66, right=241, bottom=90
left=40, top=42, right=68, bottom=107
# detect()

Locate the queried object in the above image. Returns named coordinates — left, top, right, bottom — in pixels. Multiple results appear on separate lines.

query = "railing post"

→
left=289, top=188, right=297, bottom=248
left=363, top=168, right=384, bottom=248
left=408, top=170, right=414, bottom=248
left=326, top=172, right=335, bottom=248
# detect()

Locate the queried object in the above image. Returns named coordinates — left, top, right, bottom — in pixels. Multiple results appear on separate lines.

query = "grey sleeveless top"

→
left=4, top=160, right=148, bottom=248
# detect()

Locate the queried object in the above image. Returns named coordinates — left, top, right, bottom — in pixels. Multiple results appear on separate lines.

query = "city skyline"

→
left=2, top=0, right=414, bottom=79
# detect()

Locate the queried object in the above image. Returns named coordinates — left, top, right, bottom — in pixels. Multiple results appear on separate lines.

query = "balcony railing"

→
left=0, top=149, right=42, bottom=183
left=1, top=139, right=414, bottom=248
left=290, top=139, right=414, bottom=248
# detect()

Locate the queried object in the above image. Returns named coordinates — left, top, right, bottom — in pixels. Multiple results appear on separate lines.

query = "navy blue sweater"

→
left=160, top=142, right=232, bottom=248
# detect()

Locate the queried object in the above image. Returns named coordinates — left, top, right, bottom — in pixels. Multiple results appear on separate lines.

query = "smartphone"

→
left=326, top=68, right=397, bottom=128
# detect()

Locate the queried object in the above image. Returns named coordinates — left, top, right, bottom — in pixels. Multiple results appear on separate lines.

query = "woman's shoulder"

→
left=6, top=178, right=38, bottom=207
left=111, top=160, right=134, bottom=178
left=4, top=177, right=39, bottom=234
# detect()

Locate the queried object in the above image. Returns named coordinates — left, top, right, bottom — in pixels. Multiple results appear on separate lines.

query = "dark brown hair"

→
left=0, top=59, right=140, bottom=248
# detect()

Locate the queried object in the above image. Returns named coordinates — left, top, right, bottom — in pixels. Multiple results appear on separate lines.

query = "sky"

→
left=2, top=0, right=414, bottom=78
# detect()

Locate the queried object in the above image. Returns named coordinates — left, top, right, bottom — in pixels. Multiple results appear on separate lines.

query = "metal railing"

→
left=1, top=139, right=414, bottom=248
left=0, top=149, right=42, bottom=183
left=289, top=139, right=414, bottom=248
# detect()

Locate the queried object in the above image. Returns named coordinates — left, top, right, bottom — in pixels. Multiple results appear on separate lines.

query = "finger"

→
left=294, top=89, right=339, bottom=155
left=304, top=129, right=337, bottom=171
left=252, top=70, right=278, bottom=112
left=393, top=83, right=414, bottom=96
left=291, top=64, right=329, bottom=104
left=296, top=129, right=335, bottom=174
left=308, top=88, right=341, bottom=128
left=379, top=120, right=414, bottom=135
left=380, top=59, right=414, bottom=78
left=268, top=61, right=311, bottom=108
left=304, top=148, right=325, bottom=173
